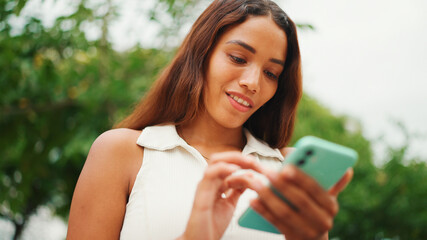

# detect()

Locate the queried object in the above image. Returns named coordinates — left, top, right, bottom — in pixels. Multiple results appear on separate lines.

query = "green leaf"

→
left=14, top=0, right=28, bottom=16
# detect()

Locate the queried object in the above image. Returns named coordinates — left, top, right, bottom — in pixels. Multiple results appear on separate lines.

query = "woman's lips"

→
left=226, top=92, right=253, bottom=112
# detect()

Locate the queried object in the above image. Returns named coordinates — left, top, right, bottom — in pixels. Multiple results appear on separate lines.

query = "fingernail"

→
left=266, top=171, right=277, bottom=183
left=231, top=165, right=241, bottom=172
left=245, top=155, right=255, bottom=163
left=252, top=181, right=264, bottom=191
left=283, top=166, right=295, bottom=178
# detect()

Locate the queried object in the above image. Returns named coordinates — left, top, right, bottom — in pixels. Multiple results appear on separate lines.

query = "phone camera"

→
left=297, top=159, right=306, bottom=166
left=306, top=150, right=313, bottom=156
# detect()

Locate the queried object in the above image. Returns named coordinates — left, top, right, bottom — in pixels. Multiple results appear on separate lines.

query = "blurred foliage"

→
left=0, top=0, right=176, bottom=239
left=293, top=95, right=427, bottom=240
left=0, top=0, right=426, bottom=239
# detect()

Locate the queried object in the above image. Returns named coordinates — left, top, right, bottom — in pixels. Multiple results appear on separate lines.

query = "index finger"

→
left=210, top=152, right=263, bottom=173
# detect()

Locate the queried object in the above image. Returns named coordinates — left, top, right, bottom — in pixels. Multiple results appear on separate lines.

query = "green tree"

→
left=0, top=0, right=181, bottom=238
left=331, top=138, right=427, bottom=239
left=293, top=95, right=427, bottom=239
left=1, top=0, right=426, bottom=239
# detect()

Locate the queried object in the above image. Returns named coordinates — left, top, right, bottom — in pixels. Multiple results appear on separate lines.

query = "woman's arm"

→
left=67, top=129, right=142, bottom=240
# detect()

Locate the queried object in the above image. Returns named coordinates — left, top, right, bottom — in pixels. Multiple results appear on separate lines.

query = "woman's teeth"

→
left=229, top=94, right=250, bottom=107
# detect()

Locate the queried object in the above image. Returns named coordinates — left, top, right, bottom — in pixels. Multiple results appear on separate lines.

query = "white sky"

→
left=280, top=0, right=427, bottom=161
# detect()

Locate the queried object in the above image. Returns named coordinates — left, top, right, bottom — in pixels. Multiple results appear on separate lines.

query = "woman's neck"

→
left=177, top=113, right=246, bottom=159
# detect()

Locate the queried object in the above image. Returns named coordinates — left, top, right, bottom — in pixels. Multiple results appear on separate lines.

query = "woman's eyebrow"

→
left=270, top=58, right=285, bottom=66
left=226, top=40, right=256, bottom=53
left=226, top=40, right=285, bottom=66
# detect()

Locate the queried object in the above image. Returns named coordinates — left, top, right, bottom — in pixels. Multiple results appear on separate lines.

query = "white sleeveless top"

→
left=120, top=125, right=286, bottom=240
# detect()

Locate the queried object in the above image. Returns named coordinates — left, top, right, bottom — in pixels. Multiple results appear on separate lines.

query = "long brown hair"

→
left=116, top=0, right=302, bottom=148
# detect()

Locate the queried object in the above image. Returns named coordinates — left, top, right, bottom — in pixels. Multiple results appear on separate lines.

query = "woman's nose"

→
left=238, top=67, right=261, bottom=93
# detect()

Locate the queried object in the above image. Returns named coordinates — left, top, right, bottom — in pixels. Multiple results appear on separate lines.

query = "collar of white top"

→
left=137, top=124, right=285, bottom=162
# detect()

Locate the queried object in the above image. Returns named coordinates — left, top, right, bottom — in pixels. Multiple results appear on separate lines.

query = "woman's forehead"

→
left=217, top=16, right=288, bottom=57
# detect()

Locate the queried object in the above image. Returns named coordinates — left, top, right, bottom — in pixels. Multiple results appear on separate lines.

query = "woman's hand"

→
left=179, top=152, right=263, bottom=240
left=230, top=165, right=353, bottom=240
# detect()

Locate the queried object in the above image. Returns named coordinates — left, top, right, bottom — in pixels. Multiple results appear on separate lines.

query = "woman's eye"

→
left=229, top=55, right=246, bottom=64
left=264, top=70, right=278, bottom=80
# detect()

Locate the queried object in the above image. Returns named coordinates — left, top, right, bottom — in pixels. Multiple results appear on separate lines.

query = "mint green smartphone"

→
left=238, top=136, right=358, bottom=234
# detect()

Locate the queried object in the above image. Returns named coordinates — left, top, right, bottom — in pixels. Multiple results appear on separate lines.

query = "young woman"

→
left=67, top=0, right=353, bottom=239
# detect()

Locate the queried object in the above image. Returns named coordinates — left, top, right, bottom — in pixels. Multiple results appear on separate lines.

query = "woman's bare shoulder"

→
left=92, top=128, right=142, bottom=153
left=78, top=128, right=144, bottom=185
left=87, top=128, right=143, bottom=182
left=67, top=128, right=143, bottom=239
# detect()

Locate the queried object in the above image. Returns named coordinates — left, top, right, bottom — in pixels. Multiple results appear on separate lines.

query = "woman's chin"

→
left=215, top=117, right=249, bottom=130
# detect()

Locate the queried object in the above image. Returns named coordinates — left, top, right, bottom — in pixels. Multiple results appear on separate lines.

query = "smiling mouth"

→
left=226, top=93, right=252, bottom=108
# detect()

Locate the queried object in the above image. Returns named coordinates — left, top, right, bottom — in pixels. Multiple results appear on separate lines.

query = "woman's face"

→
left=203, top=16, right=288, bottom=129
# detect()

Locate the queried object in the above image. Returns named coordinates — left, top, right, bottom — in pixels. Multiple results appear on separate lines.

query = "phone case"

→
left=238, top=136, right=358, bottom=234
